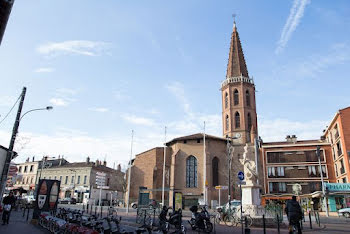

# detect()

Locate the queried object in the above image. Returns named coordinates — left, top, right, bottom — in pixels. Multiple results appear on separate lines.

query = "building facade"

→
left=13, top=158, right=39, bottom=194
left=260, top=135, right=336, bottom=211
left=40, top=158, right=124, bottom=204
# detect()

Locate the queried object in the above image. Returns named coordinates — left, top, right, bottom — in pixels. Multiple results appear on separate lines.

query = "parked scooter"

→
left=156, top=206, right=186, bottom=234
left=188, top=205, right=213, bottom=233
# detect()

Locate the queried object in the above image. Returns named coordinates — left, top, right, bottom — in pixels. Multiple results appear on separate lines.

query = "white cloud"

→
left=275, top=0, right=311, bottom=54
left=121, top=114, right=155, bottom=126
left=49, top=98, right=67, bottom=106
left=259, top=118, right=327, bottom=142
left=37, top=40, right=111, bottom=57
left=88, top=107, right=109, bottom=113
left=34, top=67, right=55, bottom=73
left=165, top=81, right=191, bottom=114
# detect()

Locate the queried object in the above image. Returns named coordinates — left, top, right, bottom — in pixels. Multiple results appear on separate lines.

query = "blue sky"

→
left=0, top=0, right=349, bottom=167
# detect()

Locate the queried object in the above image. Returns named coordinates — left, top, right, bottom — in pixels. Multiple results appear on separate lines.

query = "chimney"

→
left=86, top=156, right=90, bottom=164
left=32, top=156, right=35, bottom=162
left=291, top=135, right=297, bottom=143
left=103, top=160, right=107, bottom=167
left=320, top=136, right=326, bottom=141
left=96, top=160, right=99, bottom=166
left=286, top=135, right=292, bottom=142
left=117, top=164, right=121, bottom=171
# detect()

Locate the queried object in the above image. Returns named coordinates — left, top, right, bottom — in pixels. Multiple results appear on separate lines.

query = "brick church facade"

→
left=126, top=20, right=260, bottom=208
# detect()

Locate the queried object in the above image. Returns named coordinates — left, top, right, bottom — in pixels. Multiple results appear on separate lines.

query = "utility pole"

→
left=203, top=122, right=207, bottom=205
left=126, top=130, right=134, bottom=214
left=0, top=87, right=26, bottom=199
left=161, top=126, right=167, bottom=206
left=316, top=146, right=329, bottom=217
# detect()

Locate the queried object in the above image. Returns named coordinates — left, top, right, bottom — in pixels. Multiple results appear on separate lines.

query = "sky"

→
left=0, top=0, right=350, bottom=168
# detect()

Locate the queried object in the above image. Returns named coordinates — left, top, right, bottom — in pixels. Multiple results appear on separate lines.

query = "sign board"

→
left=238, top=171, right=244, bottom=181
left=325, top=183, right=350, bottom=192
left=237, top=181, right=246, bottom=185
left=175, top=193, right=182, bottom=210
left=215, top=185, right=228, bottom=190
left=97, top=185, right=109, bottom=189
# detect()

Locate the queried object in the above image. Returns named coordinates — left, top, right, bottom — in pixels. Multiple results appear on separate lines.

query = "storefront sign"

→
left=325, top=183, right=350, bottom=192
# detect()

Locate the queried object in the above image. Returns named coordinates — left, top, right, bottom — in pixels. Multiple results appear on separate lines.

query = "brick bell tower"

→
left=221, top=20, right=258, bottom=144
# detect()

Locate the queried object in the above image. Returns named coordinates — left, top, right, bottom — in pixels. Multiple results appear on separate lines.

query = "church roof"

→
left=166, top=133, right=227, bottom=145
left=226, top=21, right=249, bottom=78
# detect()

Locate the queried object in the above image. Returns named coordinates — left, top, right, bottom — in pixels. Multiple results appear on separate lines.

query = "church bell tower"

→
left=221, top=20, right=258, bottom=144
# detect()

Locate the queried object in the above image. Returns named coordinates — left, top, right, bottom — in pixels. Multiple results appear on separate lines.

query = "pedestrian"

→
left=2, top=191, right=16, bottom=225
left=285, top=195, right=303, bottom=234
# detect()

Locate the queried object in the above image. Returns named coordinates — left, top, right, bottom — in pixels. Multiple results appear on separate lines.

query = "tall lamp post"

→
left=316, top=146, right=329, bottom=217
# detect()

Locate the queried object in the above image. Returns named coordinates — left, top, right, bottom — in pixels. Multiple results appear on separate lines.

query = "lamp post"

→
left=316, top=146, right=329, bottom=217
left=226, top=135, right=239, bottom=209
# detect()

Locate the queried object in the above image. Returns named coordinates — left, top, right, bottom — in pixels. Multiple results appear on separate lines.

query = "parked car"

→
left=338, top=207, right=350, bottom=218
left=58, top=197, right=76, bottom=204
left=217, top=200, right=241, bottom=212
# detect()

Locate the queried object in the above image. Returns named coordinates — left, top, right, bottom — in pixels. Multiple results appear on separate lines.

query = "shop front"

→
left=325, top=183, right=350, bottom=212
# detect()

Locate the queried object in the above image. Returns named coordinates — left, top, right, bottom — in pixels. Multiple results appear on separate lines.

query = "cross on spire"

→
left=232, top=13, right=237, bottom=30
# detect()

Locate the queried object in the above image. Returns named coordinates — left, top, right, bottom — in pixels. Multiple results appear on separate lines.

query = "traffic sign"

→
left=215, top=185, right=228, bottom=190
left=238, top=171, right=244, bottom=181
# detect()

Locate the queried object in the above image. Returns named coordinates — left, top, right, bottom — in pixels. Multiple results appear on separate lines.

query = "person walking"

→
left=285, top=195, right=303, bottom=234
left=2, top=191, right=16, bottom=225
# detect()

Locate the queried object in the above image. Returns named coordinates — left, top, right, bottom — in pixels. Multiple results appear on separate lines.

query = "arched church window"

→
left=225, top=115, right=229, bottom=131
left=248, top=112, right=252, bottom=130
left=235, top=112, right=240, bottom=128
left=212, top=157, right=219, bottom=187
left=246, top=90, right=251, bottom=106
left=186, top=156, right=197, bottom=187
left=225, top=92, right=228, bottom=109
left=234, top=89, right=239, bottom=105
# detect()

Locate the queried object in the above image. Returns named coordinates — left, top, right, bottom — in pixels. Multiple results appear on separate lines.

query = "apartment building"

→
left=260, top=135, right=336, bottom=212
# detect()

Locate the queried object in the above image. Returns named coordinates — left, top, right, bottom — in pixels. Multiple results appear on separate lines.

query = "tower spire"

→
left=226, top=16, right=249, bottom=78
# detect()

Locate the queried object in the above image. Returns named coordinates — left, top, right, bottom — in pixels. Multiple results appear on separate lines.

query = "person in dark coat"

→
left=2, top=191, right=16, bottom=225
left=285, top=196, right=303, bottom=234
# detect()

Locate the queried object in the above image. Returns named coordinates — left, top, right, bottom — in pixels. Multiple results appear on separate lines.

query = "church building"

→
left=126, top=19, right=260, bottom=208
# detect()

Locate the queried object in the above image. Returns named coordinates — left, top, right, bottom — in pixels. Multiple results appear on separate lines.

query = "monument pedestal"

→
left=241, top=184, right=264, bottom=217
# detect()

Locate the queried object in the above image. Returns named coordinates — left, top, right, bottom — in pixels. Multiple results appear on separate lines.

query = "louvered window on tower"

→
left=225, top=92, right=228, bottom=108
left=234, top=89, right=239, bottom=105
left=246, top=90, right=250, bottom=106
left=235, top=112, right=240, bottom=128
left=247, top=113, right=252, bottom=130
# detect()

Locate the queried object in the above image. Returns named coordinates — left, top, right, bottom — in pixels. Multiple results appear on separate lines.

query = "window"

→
left=48, top=176, right=51, bottom=179
left=335, top=164, right=339, bottom=177
left=277, top=167, right=285, bottom=177
left=247, top=113, right=252, bottom=130
left=197, top=139, right=201, bottom=143
left=225, top=92, right=228, bottom=108
left=30, top=165, right=34, bottom=172
left=235, top=112, right=240, bottom=128
left=246, top=90, right=250, bottom=106
left=186, top=156, right=197, bottom=187
left=60, top=176, right=62, bottom=181
left=65, top=176, right=68, bottom=184
left=107, top=178, right=110, bottom=186
left=269, top=182, right=273, bottom=192
left=332, top=147, right=336, bottom=161
left=343, top=177, right=347, bottom=183
left=340, top=159, right=345, bottom=174
left=212, top=157, right=219, bottom=187
left=225, top=115, right=229, bottom=131
left=24, top=166, right=28, bottom=173
left=308, top=166, right=317, bottom=176
left=30, top=177, right=33, bottom=184
left=318, top=165, right=326, bottom=177
left=278, top=182, right=286, bottom=192
left=84, top=175, right=87, bottom=184
left=18, top=166, right=22, bottom=173
left=337, top=141, right=343, bottom=156
left=267, top=167, right=275, bottom=177
left=77, top=176, right=80, bottom=184
left=184, top=140, right=187, bottom=144
left=54, top=176, right=56, bottom=180
left=71, top=176, right=74, bottom=184
left=334, top=125, right=339, bottom=139
left=26, top=177, right=29, bottom=184
left=234, top=89, right=239, bottom=105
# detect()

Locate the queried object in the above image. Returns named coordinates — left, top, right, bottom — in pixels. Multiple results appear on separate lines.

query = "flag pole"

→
left=203, top=121, right=207, bottom=205
left=126, top=130, right=134, bottom=214
left=162, top=126, right=167, bottom=206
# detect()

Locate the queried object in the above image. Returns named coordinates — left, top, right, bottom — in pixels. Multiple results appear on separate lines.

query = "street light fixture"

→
left=20, top=106, right=53, bottom=122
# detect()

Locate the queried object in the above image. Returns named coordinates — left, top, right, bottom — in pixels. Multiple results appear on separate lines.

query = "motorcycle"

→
left=156, top=206, right=186, bottom=234
left=188, top=205, right=213, bottom=233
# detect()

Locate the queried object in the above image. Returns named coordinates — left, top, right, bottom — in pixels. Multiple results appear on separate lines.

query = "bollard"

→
left=100, top=206, right=103, bottom=217
left=309, top=212, right=312, bottom=229
left=83, top=203, right=85, bottom=211
left=263, top=214, right=266, bottom=234
left=277, top=214, right=280, bottom=234
left=22, top=205, right=26, bottom=217
left=87, top=204, right=89, bottom=213
left=244, top=216, right=250, bottom=234
left=317, top=212, right=320, bottom=227
left=26, top=208, right=30, bottom=221
left=95, top=206, right=97, bottom=216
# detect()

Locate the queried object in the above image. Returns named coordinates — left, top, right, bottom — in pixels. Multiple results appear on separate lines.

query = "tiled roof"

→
left=226, top=22, right=249, bottom=78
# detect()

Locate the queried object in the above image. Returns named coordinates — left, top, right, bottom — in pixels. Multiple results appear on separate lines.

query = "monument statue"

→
left=239, top=144, right=257, bottom=186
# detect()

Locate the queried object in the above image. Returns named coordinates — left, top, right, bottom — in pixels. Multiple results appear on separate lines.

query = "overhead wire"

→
left=0, top=94, right=22, bottom=126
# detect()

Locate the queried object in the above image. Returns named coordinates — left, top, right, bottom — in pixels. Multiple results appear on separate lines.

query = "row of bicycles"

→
left=38, top=207, right=132, bottom=234
left=215, top=206, right=253, bottom=227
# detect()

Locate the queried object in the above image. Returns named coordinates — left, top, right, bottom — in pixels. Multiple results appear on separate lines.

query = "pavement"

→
left=0, top=205, right=348, bottom=233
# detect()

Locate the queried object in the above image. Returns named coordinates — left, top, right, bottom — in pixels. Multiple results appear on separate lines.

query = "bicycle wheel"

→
left=136, top=211, right=143, bottom=224
left=224, top=214, right=234, bottom=227
left=215, top=213, right=222, bottom=224
left=245, top=216, right=253, bottom=227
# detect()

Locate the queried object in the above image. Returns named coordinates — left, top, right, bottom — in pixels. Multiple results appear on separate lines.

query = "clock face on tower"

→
left=235, top=133, right=241, bottom=138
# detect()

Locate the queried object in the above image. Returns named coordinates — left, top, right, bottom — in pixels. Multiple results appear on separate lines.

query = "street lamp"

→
left=316, top=146, right=329, bottom=217
left=20, top=106, right=53, bottom=122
